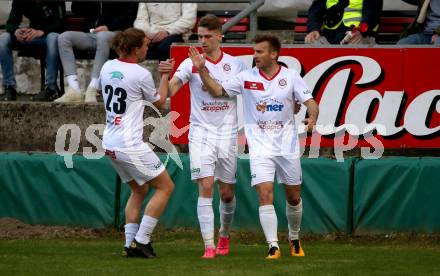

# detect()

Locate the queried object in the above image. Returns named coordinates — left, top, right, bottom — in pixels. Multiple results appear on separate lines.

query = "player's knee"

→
left=199, top=181, right=214, bottom=195
left=161, top=181, right=174, bottom=195
left=220, top=192, right=234, bottom=203
left=258, top=192, right=273, bottom=205
left=286, top=194, right=301, bottom=206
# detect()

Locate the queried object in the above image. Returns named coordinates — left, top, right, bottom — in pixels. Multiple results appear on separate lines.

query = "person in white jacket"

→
left=134, top=3, right=197, bottom=61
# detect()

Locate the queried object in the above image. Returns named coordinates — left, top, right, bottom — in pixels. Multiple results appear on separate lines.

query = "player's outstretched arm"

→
left=302, top=98, right=319, bottom=132
left=154, top=59, right=176, bottom=109
left=188, top=46, right=227, bottom=98
left=158, top=59, right=183, bottom=97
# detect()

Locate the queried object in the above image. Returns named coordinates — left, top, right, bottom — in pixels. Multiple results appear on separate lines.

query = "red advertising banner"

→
left=170, top=45, right=440, bottom=148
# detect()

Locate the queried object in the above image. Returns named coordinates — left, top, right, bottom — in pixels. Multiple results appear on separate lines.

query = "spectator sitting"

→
left=304, top=0, right=383, bottom=45
left=397, top=0, right=440, bottom=45
left=134, top=2, right=197, bottom=61
left=0, top=0, right=65, bottom=101
left=55, top=1, right=138, bottom=103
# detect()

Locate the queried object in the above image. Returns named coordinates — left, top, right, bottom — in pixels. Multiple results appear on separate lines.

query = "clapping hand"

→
left=188, top=46, right=205, bottom=70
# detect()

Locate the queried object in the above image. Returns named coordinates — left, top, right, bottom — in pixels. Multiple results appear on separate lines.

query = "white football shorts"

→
left=189, top=136, right=237, bottom=184
left=250, top=155, right=302, bottom=186
left=105, top=146, right=165, bottom=185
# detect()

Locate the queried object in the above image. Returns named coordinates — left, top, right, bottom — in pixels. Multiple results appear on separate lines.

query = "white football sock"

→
left=134, top=215, right=158, bottom=245
left=197, top=197, right=215, bottom=248
left=259, top=205, right=279, bottom=248
left=124, top=223, right=139, bottom=248
left=219, top=196, right=236, bottom=237
left=286, top=199, right=302, bottom=241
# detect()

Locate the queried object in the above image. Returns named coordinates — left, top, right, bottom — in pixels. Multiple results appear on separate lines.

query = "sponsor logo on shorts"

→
left=154, top=162, right=162, bottom=169
left=191, top=168, right=201, bottom=174
left=251, top=173, right=256, bottom=178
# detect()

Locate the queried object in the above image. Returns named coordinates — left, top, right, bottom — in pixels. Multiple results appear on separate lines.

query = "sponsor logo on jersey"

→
left=244, top=81, right=264, bottom=91
left=201, top=100, right=230, bottom=112
left=114, top=115, right=122, bottom=126
left=110, top=71, right=124, bottom=80
left=257, top=119, right=284, bottom=130
left=223, top=63, right=231, bottom=73
left=278, top=78, right=287, bottom=89
left=255, top=99, right=284, bottom=113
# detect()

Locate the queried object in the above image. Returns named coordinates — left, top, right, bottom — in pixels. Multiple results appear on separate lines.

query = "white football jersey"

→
left=224, top=66, right=313, bottom=157
left=98, top=59, right=160, bottom=150
left=173, top=52, right=247, bottom=139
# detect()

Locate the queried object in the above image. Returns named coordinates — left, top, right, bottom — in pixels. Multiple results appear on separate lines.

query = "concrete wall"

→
left=0, top=102, right=165, bottom=152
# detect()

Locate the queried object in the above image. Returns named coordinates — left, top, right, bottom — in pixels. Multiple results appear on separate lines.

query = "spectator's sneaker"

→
left=289, top=239, right=305, bottom=257
left=265, top=246, right=281, bottom=260
left=54, top=88, right=83, bottom=103
left=32, top=86, right=60, bottom=102
left=202, top=246, right=216, bottom=259
left=84, top=86, right=98, bottom=103
left=129, top=239, right=157, bottom=258
left=2, top=86, right=17, bottom=101
left=215, top=236, right=230, bottom=255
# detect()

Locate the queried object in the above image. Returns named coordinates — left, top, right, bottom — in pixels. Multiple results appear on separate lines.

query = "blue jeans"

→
left=397, top=32, right=440, bottom=45
left=0, top=32, right=60, bottom=90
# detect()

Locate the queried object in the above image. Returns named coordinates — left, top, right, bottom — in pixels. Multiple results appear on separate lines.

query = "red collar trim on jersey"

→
left=118, top=58, right=137, bottom=64
left=205, top=51, right=223, bottom=65
left=259, top=65, right=281, bottom=81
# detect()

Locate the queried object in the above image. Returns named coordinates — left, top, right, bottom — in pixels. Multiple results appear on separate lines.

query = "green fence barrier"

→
left=2, top=153, right=439, bottom=233
left=353, top=157, right=440, bottom=233
left=116, top=155, right=353, bottom=233
left=0, top=153, right=117, bottom=228
left=0, top=153, right=352, bottom=233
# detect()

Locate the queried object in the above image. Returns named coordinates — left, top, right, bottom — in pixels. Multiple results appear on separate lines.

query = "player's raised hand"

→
left=159, top=58, right=175, bottom=74
left=188, top=46, right=205, bottom=70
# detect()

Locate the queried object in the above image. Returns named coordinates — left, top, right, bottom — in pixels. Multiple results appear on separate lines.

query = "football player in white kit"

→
left=189, top=35, right=319, bottom=259
left=98, top=28, right=175, bottom=258
left=159, top=15, right=246, bottom=259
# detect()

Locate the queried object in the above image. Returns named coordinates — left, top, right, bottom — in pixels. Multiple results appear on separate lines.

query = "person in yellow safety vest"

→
left=305, top=0, right=382, bottom=45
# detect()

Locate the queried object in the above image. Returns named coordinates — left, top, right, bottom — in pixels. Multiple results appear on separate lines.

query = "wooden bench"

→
left=293, top=10, right=416, bottom=44
left=188, top=10, right=250, bottom=42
